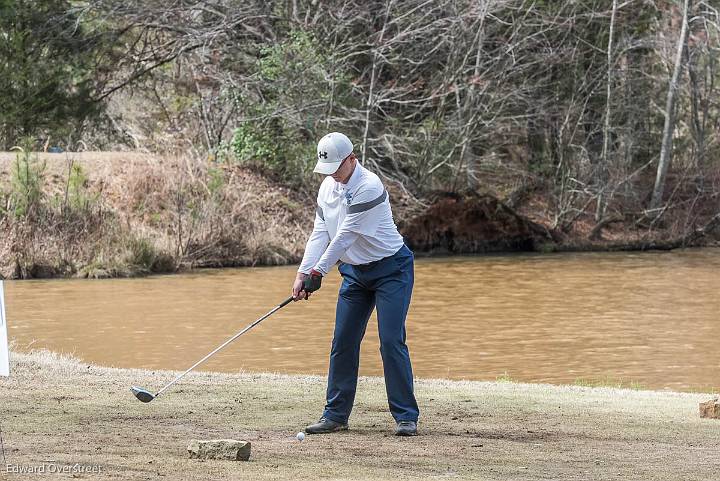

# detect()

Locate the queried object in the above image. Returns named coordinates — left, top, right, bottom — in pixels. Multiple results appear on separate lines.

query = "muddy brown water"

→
left=5, top=249, right=720, bottom=391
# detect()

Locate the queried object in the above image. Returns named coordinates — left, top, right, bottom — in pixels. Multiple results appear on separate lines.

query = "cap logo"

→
left=318, top=151, right=328, bottom=160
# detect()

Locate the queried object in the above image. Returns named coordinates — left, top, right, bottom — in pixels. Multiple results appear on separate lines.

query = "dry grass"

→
left=0, top=349, right=718, bottom=481
left=0, top=152, right=313, bottom=279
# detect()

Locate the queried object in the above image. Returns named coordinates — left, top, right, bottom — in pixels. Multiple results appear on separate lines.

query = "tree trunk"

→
left=361, top=1, right=393, bottom=164
left=597, top=0, right=618, bottom=222
left=650, top=0, right=691, bottom=211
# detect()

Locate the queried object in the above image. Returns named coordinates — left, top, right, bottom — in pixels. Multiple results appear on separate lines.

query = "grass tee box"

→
left=0, top=350, right=719, bottom=481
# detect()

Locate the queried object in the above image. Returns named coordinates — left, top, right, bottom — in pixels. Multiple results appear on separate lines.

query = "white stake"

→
left=0, top=281, right=9, bottom=377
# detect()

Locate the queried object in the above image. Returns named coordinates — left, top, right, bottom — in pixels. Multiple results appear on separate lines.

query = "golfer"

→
left=292, top=132, right=419, bottom=436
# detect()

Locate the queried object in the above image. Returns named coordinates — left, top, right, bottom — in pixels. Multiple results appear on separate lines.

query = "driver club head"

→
left=131, top=386, right=156, bottom=403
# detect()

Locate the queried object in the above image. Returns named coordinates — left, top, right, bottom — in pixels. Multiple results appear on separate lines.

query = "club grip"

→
left=279, top=296, right=294, bottom=308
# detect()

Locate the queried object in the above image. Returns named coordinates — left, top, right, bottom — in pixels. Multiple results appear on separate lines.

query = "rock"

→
left=699, top=398, right=720, bottom=419
left=187, top=439, right=251, bottom=461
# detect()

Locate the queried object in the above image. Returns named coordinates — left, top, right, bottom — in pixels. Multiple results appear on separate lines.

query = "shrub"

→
left=126, top=237, right=176, bottom=274
left=10, top=149, right=45, bottom=218
left=231, top=120, right=314, bottom=185
left=231, top=30, right=355, bottom=186
left=66, top=163, right=98, bottom=213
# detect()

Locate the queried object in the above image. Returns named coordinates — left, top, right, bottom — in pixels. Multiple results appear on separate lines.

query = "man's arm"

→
left=293, top=207, right=330, bottom=300
left=311, top=230, right=358, bottom=276
left=298, top=207, right=330, bottom=274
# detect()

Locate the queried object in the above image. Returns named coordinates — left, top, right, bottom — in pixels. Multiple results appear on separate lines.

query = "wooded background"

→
left=1, top=0, right=719, bottom=237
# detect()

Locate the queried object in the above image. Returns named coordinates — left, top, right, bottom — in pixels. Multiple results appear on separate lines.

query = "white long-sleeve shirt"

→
left=298, top=162, right=405, bottom=275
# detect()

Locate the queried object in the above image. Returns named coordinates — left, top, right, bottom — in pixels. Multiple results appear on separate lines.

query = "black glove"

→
left=302, top=269, right=323, bottom=294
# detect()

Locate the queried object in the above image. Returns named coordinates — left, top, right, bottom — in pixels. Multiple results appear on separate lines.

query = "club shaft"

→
left=155, top=296, right=294, bottom=398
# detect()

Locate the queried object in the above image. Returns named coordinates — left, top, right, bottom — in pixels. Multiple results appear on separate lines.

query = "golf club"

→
left=131, top=295, right=294, bottom=403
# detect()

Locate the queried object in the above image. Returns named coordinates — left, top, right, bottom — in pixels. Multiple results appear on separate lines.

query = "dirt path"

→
left=0, top=350, right=718, bottom=480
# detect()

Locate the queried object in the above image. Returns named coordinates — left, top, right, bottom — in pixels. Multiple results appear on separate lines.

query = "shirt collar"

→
left=340, top=161, right=364, bottom=191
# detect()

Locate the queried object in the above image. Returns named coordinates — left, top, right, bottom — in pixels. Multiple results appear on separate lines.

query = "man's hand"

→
left=303, top=269, right=323, bottom=293
left=292, top=270, right=323, bottom=301
left=292, top=272, right=309, bottom=301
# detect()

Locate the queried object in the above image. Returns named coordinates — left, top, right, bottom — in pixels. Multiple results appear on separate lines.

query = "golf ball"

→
left=296, top=432, right=305, bottom=441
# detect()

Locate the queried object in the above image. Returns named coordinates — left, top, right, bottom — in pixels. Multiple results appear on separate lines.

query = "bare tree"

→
left=597, top=0, right=619, bottom=222
left=51, top=0, right=720, bottom=243
left=650, top=0, right=692, bottom=212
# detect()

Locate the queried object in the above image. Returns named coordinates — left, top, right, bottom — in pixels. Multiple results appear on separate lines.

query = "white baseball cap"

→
left=314, top=132, right=353, bottom=174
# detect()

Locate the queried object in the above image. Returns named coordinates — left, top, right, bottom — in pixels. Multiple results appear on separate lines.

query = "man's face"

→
left=331, top=153, right=356, bottom=183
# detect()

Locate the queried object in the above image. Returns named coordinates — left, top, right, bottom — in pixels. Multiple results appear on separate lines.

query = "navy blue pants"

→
left=322, top=244, right=419, bottom=424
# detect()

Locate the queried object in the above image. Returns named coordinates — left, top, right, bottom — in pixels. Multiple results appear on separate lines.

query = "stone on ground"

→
left=699, top=398, right=720, bottom=419
left=187, top=439, right=251, bottom=461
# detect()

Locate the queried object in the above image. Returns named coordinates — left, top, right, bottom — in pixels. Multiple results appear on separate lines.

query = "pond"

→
left=6, top=249, right=720, bottom=391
